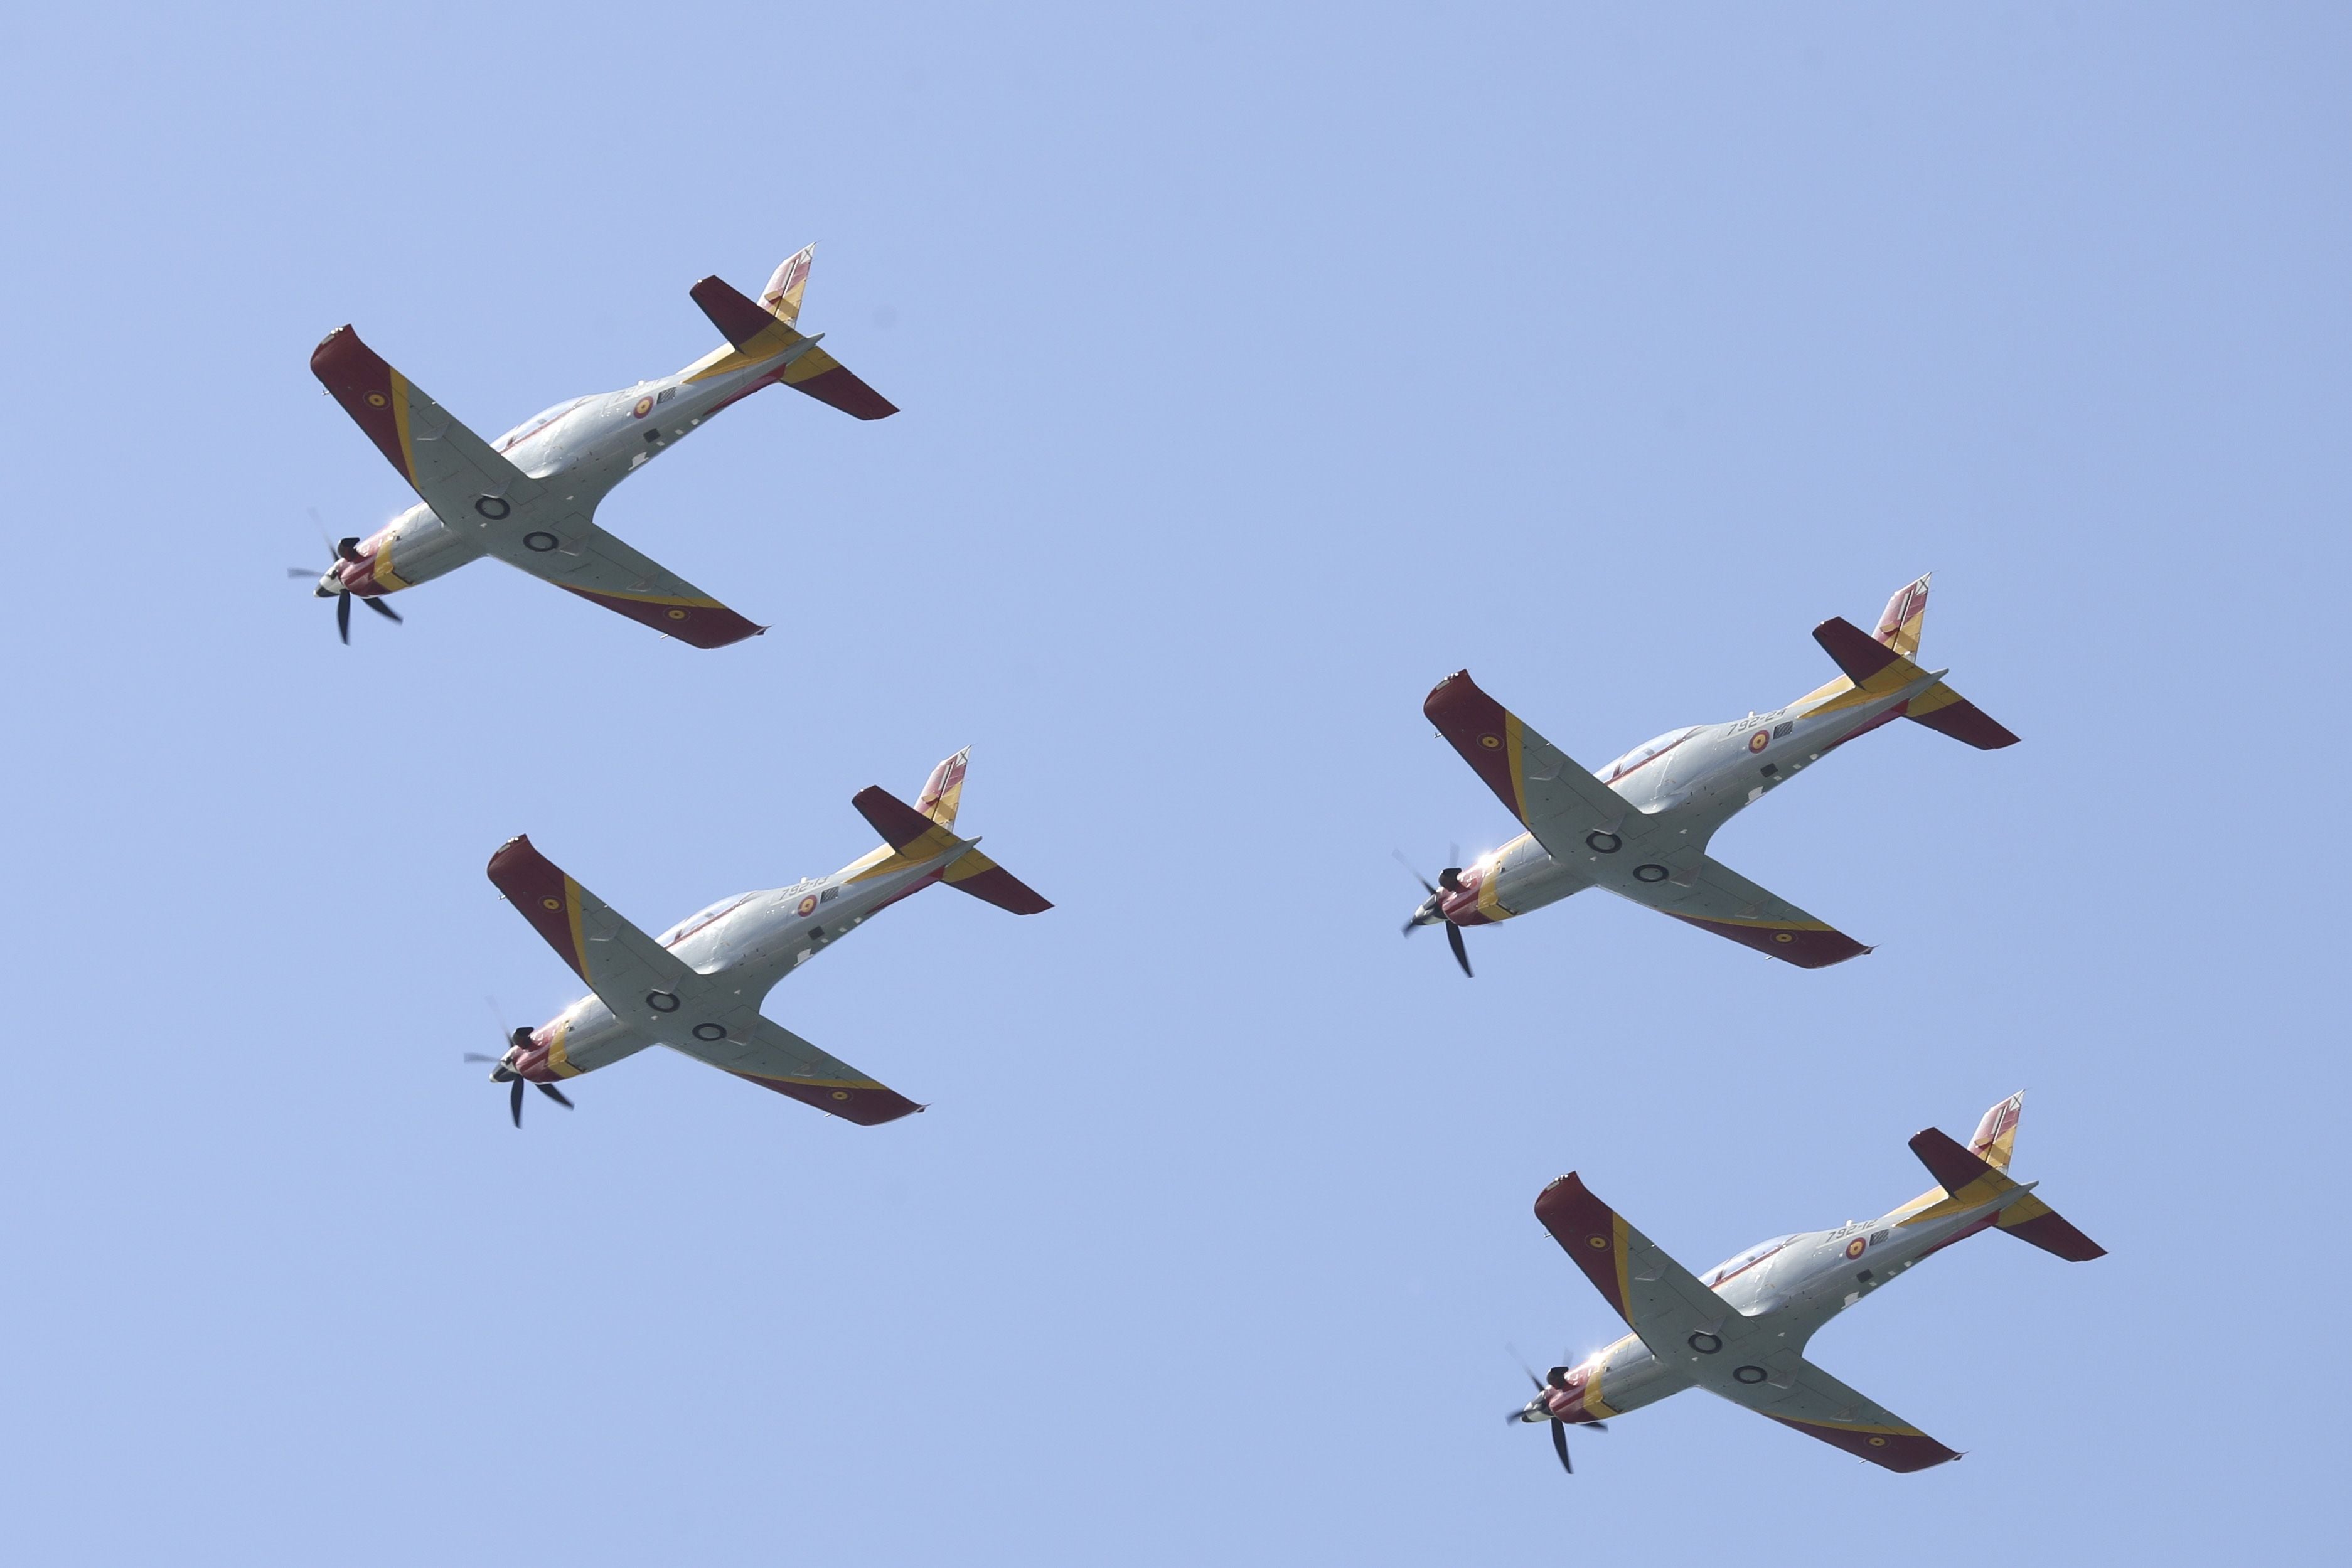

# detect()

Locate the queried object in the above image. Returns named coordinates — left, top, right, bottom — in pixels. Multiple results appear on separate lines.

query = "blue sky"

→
left=0, top=4, right=2343, bottom=1561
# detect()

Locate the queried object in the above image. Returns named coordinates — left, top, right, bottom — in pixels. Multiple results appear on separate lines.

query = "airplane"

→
left=301, top=243, right=894, bottom=646
left=1514, top=1092, right=2103, bottom=1476
left=471, top=749, right=1048, bottom=1127
left=1406, top=575, right=2015, bottom=974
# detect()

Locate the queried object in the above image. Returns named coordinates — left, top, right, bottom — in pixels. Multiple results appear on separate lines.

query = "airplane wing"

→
left=1537, top=1175, right=1957, bottom=1473
left=1425, top=671, right=1642, bottom=857
left=1536, top=1173, right=1764, bottom=1347
left=485, top=836, right=917, bottom=1125
left=665, top=1011, right=922, bottom=1126
left=311, top=326, right=762, bottom=648
left=1603, top=850, right=1870, bottom=969
left=1699, top=1352, right=1962, bottom=1473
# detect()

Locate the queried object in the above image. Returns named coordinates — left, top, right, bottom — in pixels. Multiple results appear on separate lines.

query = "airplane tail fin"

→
left=761, top=243, right=816, bottom=327
left=849, top=757, right=1052, bottom=917
left=1908, top=1093, right=2107, bottom=1263
left=1812, top=575, right=2019, bottom=750
left=916, top=747, right=970, bottom=829
left=1872, top=574, right=1932, bottom=659
left=687, top=244, right=899, bottom=421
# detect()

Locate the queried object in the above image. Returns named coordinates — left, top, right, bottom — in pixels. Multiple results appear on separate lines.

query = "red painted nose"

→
left=1544, top=1368, right=1601, bottom=1424
left=506, top=1032, right=559, bottom=1083
left=1440, top=868, right=1490, bottom=926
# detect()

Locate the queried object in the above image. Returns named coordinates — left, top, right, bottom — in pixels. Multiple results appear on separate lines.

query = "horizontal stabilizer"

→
left=853, top=785, right=949, bottom=851
left=1904, top=683, right=2020, bottom=749
left=690, top=270, right=897, bottom=421
left=1911, top=1124, right=2105, bottom=1261
left=690, top=274, right=784, bottom=351
left=1814, top=616, right=1911, bottom=684
left=1908, top=1126, right=2004, bottom=1195
left=943, top=851, right=1054, bottom=915
left=1997, top=1200, right=2106, bottom=1261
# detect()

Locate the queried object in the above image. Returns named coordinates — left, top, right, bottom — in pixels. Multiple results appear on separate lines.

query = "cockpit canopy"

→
left=493, top=395, right=596, bottom=453
left=1704, top=1234, right=1800, bottom=1287
left=656, top=892, right=754, bottom=949
left=1598, top=726, right=1703, bottom=784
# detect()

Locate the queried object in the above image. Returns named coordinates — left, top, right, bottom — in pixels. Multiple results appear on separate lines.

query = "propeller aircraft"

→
left=303, top=244, right=893, bottom=646
left=475, top=750, right=1047, bottom=1127
left=1408, top=575, right=2014, bottom=974
left=1515, top=1092, right=2103, bottom=1475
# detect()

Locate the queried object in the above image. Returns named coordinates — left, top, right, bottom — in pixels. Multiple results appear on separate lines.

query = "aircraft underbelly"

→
left=552, top=1003, right=654, bottom=1075
left=1593, top=1340, right=1691, bottom=1416
left=371, top=504, right=485, bottom=589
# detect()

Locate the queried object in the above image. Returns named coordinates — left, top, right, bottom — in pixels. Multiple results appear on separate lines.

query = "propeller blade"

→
left=534, top=1082, right=574, bottom=1110
left=1549, top=1417, right=1573, bottom=1476
left=336, top=592, right=352, bottom=644
left=1390, top=850, right=1438, bottom=897
left=361, top=595, right=403, bottom=624
left=462, top=1052, right=500, bottom=1064
left=287, top=567, right=323, bottom=579
left=1446, top=921, right=1472, bottom=978
left=509, top=1077, right=525, bottom=1128
left=1586, top=1421, right=1608, bottom=1432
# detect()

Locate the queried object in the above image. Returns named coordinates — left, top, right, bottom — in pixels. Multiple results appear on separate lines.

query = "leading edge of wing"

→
left=1423, top=671, right=1630, bottom=856
left=682, top=1013, right=923, bottom=1127
left=1534, top=1173, right=1745, bottom=1345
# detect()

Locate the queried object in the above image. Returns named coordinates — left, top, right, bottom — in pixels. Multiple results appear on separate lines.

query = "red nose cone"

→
left=1440, top=869, right=1493, bottom=927
left=508, top=1034, right=559, bottom=1082
left=1546, top=1368, right=1601, bottom=1423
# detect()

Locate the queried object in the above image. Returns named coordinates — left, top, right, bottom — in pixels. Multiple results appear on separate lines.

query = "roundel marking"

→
left=1748, top=730, right=1769, bottom=753
left=365, top=392, right=387, bottom=408
left=1477, top=733, right=1502, bottom=750
left=692, top=1022, right=727, bottom=1042
left=1585, top=830, right=1622, bottom=854
left=473, top=495, right=511, bottom=520
left=666, top=608, right=688, bottom=621
left=540, top=897, right=562, bottom=912
left=1686, top=1331, right=1722, bottom=1355
left=633, top=395, right=655, bottom=418
left=797, top=895, right=818, bottom=916
left=1732, top=1365, right=1768, bottom=1385
left=1774, top=932, right=1795, bottom=944
left=831, top=1091, right=850, bottom=1101
left=1868, top=1436, right=1889, bottom=1448
left=523, top=531, right=560, bottom=553
left=1845, top=1236, right=1867, bottom=1260
left=646, top=990, right=680, bottom=1013
left=1633, top=863, right=1670, bottom=883
left=1585, top=1234, right=1608, bottom=1250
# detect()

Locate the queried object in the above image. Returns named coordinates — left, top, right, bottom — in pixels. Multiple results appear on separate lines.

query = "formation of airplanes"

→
left=306, top=247, right=2098, bottom=1481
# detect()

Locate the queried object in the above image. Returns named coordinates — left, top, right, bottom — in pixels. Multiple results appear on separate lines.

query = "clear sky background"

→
left=1, top=4, right=2343, bottom=1562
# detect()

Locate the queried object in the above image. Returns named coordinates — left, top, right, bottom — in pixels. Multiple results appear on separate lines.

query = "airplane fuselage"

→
left=1546, top=1182, right=2028, bottom=1426
left=1433, top=663, right=1945, bottom=931
left=320, top=339, right=803, bottom=602
left=502, top=834, right=960, bottom=1085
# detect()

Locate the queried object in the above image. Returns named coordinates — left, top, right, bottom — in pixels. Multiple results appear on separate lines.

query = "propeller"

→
left=292, top=512, right=403, bottom=643
left=1504, top=1352, right=1607, bottom=1478
left=1394, top=851, right=1473, bottom=978
left=466, top=1023, right=574, bottom=1128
